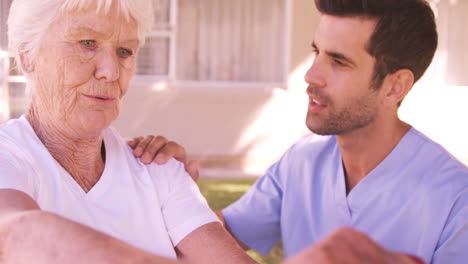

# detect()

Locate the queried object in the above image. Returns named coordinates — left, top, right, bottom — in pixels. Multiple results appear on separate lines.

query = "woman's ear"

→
left=383, top=69, right=414, bottom=106
left=19, top=51, right=34, bottom=73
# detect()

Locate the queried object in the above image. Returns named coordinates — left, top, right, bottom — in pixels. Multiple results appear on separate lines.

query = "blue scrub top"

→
left=223, top=128, right=468, bottom=263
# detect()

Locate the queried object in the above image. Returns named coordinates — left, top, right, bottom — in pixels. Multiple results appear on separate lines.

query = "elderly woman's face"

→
left=32, top=6, right=139, bottom=136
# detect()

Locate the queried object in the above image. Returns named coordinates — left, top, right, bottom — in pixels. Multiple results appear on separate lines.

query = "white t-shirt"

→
left=0, top=116, right=219, bottom=259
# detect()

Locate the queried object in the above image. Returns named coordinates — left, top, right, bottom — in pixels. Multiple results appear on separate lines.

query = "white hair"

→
left=8, top=0, right=154, bottom=72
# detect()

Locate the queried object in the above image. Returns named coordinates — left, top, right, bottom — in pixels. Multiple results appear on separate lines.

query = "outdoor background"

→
left=197, top=177, right=284, bottom=264
left=0, top=1, right=467, bottom=263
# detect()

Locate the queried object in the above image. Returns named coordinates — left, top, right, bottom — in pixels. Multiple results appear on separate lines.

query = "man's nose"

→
left=95, top=48, right=119, bottom=82
left=304, top=60, right=326, bottom=89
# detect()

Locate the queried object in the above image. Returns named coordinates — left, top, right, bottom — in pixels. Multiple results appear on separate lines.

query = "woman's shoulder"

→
left=144, top=158, right=188, bottom=189
left=0, top=117, right=39, bottom=197
left=0, top=116, right=43, bottom=162
left=0, top=116, right=34, bottom=142
left=104, top=127, right=188, bottom=186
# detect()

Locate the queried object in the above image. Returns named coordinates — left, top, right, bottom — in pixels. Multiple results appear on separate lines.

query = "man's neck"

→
left=26, top=106, right=105, bottom=193
left=337, top=118, right=411, bottom=194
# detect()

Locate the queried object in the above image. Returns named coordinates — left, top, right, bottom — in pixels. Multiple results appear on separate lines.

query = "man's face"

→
left=305, top=15, right=383, bottom=136
left=32, top=4, right=139, bottom=137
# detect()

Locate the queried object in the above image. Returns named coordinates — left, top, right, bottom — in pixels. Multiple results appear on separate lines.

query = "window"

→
left=137, top=0, right=288, bottom=83
left=431, top=0, right=468, bottom=86
left=176, top=0, right=287, bottom=83
left=0, top=0, right=12, bottom=121
left=136, top=0, right=175, bottom=78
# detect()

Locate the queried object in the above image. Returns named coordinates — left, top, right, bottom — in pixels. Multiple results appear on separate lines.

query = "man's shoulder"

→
left=285, top=133, right=337, bottom=159
left=407, top=128, right=467, bottom=173
left=406, top=128, right=468, bottom=196
left=267, top=133, right=339, bottom=180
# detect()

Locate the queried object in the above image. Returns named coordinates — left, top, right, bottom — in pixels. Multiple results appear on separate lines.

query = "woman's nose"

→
left=95, top=48, right=120, bottom=82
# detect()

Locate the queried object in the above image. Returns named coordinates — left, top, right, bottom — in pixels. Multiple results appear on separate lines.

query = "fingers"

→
left=132, top=135, right=157, bottom=159
left=129, top=135, right=191, bottom=168
left=317, top=227, right=361, bottom=262
left=285, top=227, right=425, bottom=264
left=127, top=136, right=143, bottom=148
left=140, top=136, right=169, bottom=164
left=318, top=227, right=392, bottom=263
left=185, top=160, right=200, bottom=181
left=153, top=141, right=187, bottom=165
left=328, top=228, right=424, bottom=264
left=396, top=254, right=426, bottom=264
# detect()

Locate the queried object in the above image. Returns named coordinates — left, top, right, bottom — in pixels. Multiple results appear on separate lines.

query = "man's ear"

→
left=19, top=51, right=34, bottom=73
left=383, top=69, right=414, bottom=106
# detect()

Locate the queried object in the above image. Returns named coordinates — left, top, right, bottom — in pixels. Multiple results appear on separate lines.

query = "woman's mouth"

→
left=82, top=94, right=116, bottom=105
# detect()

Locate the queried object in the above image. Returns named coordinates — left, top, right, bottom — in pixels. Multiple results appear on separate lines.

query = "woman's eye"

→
left=118, top=48, right=133, bottom=58
left=80, top=40, right=97, bottom=48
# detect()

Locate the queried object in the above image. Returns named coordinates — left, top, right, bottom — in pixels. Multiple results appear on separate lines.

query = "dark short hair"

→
left=315, top=0, right=438, bottom=89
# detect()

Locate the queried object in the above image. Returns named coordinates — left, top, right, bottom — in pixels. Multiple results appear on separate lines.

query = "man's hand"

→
left=128, top=135, right=200, bottom=181
left=284, top=227, right=424, bottom=264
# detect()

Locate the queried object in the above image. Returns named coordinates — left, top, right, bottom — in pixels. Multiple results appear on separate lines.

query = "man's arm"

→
left=214, top=210, right=250, bottom=251
left=284, top=228, right=424, bottom=264
left=431, top=188, right=468, bottom=263
left=0, top=189, right=177, bottom=264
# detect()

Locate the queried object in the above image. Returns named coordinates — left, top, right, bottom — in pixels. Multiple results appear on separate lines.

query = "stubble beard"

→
left=306, top=91, right=379, bottom=136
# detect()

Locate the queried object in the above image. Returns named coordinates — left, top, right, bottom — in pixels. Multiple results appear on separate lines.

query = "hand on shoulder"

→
left=128, top=135, right=199, bottom=181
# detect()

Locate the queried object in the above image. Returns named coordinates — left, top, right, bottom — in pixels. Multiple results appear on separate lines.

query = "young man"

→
left=133, top=0, right=468, bottom=263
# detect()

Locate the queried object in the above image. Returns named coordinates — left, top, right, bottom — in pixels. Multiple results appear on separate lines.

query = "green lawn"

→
left=197, top=178, right=284, bottom=264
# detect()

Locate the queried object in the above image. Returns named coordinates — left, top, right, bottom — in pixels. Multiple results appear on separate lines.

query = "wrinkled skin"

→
left=26, top=5, right=140, bottom=191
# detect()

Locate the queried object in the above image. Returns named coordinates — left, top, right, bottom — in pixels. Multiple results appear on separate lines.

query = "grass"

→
left=197, top=178, right=284, bottom=264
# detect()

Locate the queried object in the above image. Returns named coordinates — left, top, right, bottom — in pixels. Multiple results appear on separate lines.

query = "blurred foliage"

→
left=197, top=178, right=284, bottom=264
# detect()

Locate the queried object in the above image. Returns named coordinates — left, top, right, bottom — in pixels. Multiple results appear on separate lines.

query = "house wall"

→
left=112, top=0, right=320, bottom=173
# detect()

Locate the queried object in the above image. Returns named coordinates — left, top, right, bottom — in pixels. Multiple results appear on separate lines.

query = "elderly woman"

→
left=0, top=0, right=258, bottom=263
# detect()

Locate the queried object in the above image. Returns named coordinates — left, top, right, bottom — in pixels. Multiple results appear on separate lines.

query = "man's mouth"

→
left=309, top=96, right=327, bottom=111
left=311, top=98, right=324, bottom=106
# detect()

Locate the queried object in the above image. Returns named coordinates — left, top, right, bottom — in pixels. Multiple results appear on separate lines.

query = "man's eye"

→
left=118, top=48, right=133, bottom=58
left=333, top=59, right=346, bottom=66
left=80, top=40, right=97, bottom=48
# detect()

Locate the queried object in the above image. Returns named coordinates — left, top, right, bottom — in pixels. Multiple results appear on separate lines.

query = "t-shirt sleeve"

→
left=222, top=162, right=283, bottom=255
left=432, top=188, right=468, bottom=263
left=155, top=159, right=220, bottom=246
left=0, top=144, right=35, bottom=196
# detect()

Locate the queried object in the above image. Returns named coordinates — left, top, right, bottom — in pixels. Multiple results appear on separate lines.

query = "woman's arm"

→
left=175, top=222, right=257, bottom=264
left=0, top=189, right=177, bottom=264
